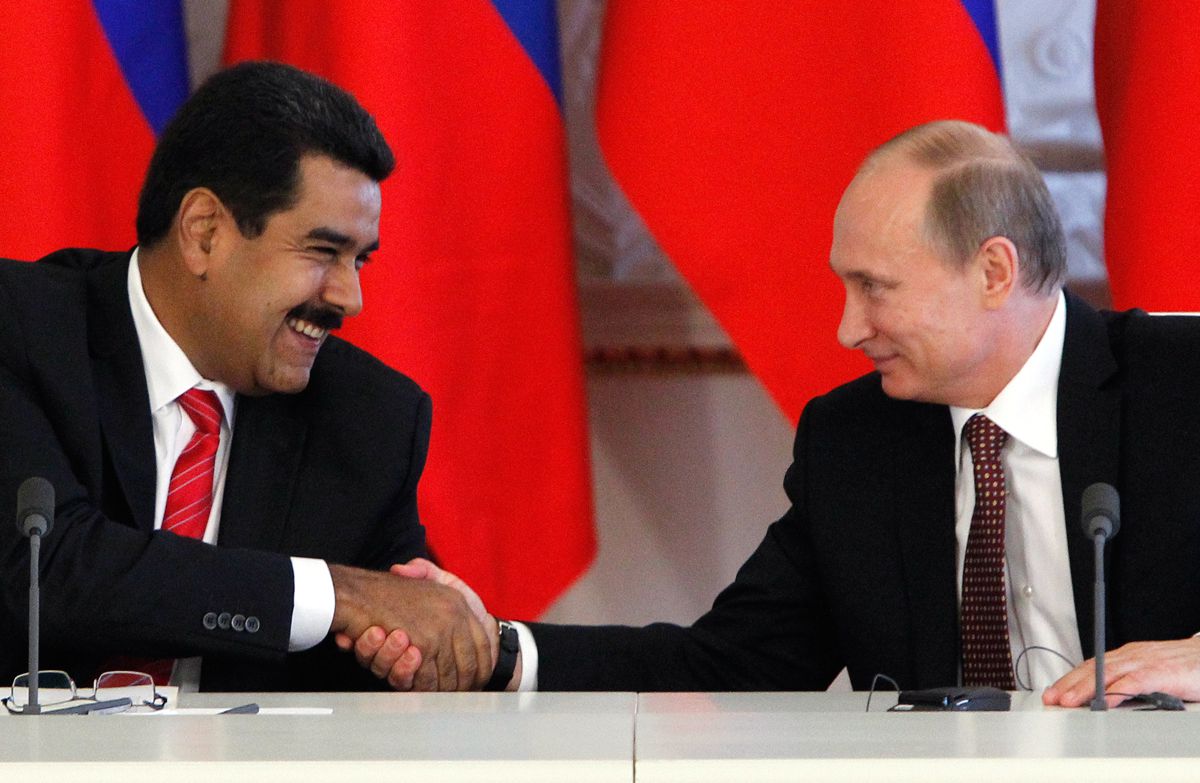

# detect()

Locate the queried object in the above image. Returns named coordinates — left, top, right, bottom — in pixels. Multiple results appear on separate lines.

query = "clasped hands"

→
left=328, top=560, right=505, bottom=691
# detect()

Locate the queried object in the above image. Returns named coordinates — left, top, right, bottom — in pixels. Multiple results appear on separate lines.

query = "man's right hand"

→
left=338, top=559, right=517, bottom=692
left=327, top=564, right=492, bottom=691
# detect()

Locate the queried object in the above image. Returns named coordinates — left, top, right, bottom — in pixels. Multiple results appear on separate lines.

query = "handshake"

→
left=327, top=559, right=514, bottom=691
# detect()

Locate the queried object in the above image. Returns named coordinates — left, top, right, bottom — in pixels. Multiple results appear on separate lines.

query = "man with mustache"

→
left=359, top=120, right=1200, bottom=706
left=0, top=61, right=493, bottom=693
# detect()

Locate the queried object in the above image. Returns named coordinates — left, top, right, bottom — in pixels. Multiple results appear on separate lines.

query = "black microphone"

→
left=16, top=477, right=55, bottom=714
left=1080, top=482, right=1119, bottom=712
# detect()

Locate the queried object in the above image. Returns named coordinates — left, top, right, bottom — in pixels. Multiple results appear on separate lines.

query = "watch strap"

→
left=483, top=619, right=519, bottom=691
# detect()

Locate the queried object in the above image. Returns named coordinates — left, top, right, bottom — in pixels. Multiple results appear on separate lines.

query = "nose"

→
left=322, top=260, right=363, bottom=319
left=836, top=289, right=872, bottom=350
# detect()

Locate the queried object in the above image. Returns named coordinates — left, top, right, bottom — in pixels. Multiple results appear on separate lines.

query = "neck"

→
left=137, top=246, right=210, bottom=378
left=955, top=289, right=1060, bottom=409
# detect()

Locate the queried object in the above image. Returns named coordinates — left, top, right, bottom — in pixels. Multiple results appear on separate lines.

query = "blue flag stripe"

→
left=92, top=0, right=190, bottom=135
left=959, top=0, right=1001, bottom=76
left=489, top=0, right=563, bottom=107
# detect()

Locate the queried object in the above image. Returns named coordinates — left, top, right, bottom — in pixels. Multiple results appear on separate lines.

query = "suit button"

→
left=217, top=612, right=232, bottom=630
left=202, top=612, right=218, bottom=630
left=231, top=614, right=246, bottom=632
left=245, top=616, right=260, bottom=634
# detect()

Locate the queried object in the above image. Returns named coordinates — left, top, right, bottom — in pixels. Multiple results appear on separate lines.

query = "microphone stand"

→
left=1081, top=482, right=1119, bottom=713
left=16, top=476, right=55, bottom=716
left=26, top=529, right=41, bottom=714
left=1090, top=531, right=1107, bottom=712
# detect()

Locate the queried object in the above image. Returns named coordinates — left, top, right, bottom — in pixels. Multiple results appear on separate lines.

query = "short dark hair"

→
left=136, top=61, right=395, bottom=247
left=864, top=120, right=1066, bottom=294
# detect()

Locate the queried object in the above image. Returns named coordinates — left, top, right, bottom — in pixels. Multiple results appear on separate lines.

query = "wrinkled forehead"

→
left=835, top=158, right=936, bottom=241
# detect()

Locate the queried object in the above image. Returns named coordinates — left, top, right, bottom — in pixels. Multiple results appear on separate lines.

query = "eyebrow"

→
left=305, top=227, right=380, bottom=254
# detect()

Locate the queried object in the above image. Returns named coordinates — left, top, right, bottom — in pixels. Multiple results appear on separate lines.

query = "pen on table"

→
left=219, top=703, right=260, bottom=714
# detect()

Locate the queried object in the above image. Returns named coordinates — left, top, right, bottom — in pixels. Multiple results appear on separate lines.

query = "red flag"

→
left=597, top=3, right=1006, bottom=422
left=0, top=1, right=188, bottom=259
left=225, top=0, right=594, bottom=619
left=1095, top=1, right=1200, bottom=311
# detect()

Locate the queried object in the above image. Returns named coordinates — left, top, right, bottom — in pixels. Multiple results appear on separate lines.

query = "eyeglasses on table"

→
left=3, top=670, right=168, bottom=715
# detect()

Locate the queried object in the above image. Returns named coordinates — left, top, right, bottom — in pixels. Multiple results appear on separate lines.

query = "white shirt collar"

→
left=127, top=248, right=236, bottom=424
left=950, top=290, right=1066, bottom=462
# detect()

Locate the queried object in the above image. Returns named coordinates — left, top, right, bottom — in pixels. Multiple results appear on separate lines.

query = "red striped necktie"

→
left=106, top=389, right=223, bottom=686
left=960, top=413, right=1016, bottom=690
left=162, top=388, right=223, bottom=540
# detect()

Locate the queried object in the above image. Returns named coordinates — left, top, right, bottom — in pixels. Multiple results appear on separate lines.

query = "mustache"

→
left=287, top=303, right=344, bottom=332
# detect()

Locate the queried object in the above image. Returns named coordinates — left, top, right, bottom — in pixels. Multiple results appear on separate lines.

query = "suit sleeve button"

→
left=231, top=614, right=246, bottom=632
left=217, top=612, right=232, bottom=630
left=202, top=612, right=218, bottom=630
left=245, top=616, right=260, bottom=633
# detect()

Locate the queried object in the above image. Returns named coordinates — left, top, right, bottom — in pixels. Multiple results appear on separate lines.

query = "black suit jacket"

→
left=0, top=249, right=432, bottom=691
left=532, top=293, right=1200, bottom=691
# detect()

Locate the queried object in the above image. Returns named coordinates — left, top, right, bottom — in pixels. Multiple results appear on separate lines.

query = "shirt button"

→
left=1022, top=585, right=1034, bottom=598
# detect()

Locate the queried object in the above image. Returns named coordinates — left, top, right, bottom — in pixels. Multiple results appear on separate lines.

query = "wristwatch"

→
left=484, top=619, right=519, bottom=691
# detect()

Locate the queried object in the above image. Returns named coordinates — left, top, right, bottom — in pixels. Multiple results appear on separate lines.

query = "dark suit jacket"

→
left=532, top=293, right=1200, bottom=691
left=0, top=249, right=432, bottom=691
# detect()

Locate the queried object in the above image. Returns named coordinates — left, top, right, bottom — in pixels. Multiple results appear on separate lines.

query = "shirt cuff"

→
left=510, top=620, right=539, bottom=691
left=288, top=557, right=335, bottom=652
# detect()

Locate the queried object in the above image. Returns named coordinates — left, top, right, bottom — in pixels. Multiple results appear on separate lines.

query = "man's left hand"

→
left=1042, top=637, right=1200, bottom=707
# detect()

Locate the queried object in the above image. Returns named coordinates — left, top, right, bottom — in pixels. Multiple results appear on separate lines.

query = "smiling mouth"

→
left=287, top=317, right=329, bottom=341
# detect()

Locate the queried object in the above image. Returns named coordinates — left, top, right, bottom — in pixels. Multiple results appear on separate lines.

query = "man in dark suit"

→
left=357, top=120, right=1200, bottom=705
left=0, top=62, right=494, bottom=693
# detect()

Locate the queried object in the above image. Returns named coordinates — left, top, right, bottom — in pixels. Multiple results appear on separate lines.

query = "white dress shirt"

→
left=950, top=291, right=1083, bottom=689
left=127, top=251, right=334, bottom=688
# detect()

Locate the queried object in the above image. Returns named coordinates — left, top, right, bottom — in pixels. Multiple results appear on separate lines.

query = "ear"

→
left=975, top=235, right=1019, bottom=309
left=175, top=188, right=227, bottom=280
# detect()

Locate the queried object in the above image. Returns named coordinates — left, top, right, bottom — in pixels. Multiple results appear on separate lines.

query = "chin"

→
left=257, top=367, right=313, bottom=396
left=879, top=375, right=921, bottom=402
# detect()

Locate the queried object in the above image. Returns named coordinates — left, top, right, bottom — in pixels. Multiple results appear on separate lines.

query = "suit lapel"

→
left=1056, top=293, right=1121, bottom=658
left=88, top=256, right=157, bottom=532
left=219, top=392, right=307, bottom=551
left=890, top=401, right=960, bottom=686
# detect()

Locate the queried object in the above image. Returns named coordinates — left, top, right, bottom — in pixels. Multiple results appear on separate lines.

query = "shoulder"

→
left=303, top=336, right=430, bottom=426
left=1096, top=303, right=1200, bottom=377
left=310, top=337, right=426, bottom=400
left=0, top=248, right=125, bottom=299
left=1103, top=306, right=1200, bottom=349
left=802, top=371, right=935, bottom=433
left=0, top=250, right=122, bottom=361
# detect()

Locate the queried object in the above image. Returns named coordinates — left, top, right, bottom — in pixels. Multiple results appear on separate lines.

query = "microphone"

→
left=1082, top=482, right=1120, bottom=540
left=17, top=476, right=55, bottom=537
left=1080, top=482, right=1119, bottom=712
left=16, top=477, right=55, bottom=714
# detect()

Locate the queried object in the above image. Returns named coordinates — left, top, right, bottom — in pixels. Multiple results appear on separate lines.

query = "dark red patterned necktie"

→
left=960, top=413, right=1016, bottom=690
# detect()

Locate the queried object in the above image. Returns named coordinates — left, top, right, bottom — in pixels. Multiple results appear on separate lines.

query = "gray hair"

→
left=863, top=120, right=1066, bottom=293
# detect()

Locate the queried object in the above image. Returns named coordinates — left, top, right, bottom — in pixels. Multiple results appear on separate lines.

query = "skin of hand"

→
left=327, top=563, right=492, bottom=691
left=336, top=558, right=517, bottom=691
left=1042, top=637, right=1200, bottom=707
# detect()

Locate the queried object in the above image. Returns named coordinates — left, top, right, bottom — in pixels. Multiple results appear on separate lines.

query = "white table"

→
left=635, top=691, right=1200, bottom=782
left=5, top=689, right=1198, bottom=781
left=0, top=691, right=635, bottom=782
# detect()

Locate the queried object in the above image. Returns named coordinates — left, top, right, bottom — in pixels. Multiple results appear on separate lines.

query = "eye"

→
left=353, top=253, right=372, bottom=272
left=307, top=245, right=339, bottom=260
